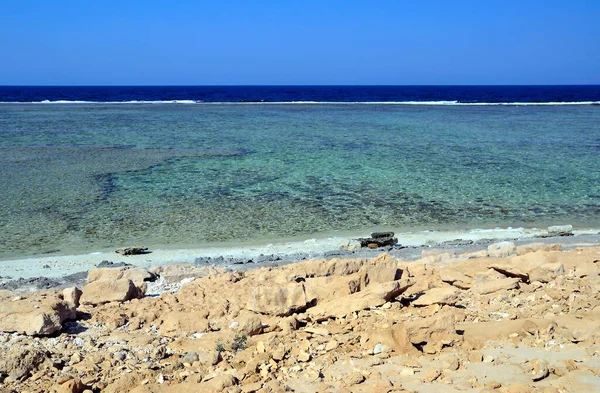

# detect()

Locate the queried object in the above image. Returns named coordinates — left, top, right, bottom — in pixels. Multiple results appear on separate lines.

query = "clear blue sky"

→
left=1, top=0, right=598, bottom=85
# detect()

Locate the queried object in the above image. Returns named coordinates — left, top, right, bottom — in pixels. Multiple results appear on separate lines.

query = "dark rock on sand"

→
left=324, top=249, right=354, bottom=258
left=194, top=252, right=311, bottom=268
left=96, top=260, right=134, bottom=268
left=255, top=254, right=283, bottom=263
left=0, top=277, right=62, bottom=291
left=115, top=247, right=150, bottom=256
left=440, top=239, right=474, bottom=247
left=371, top=232, right=395, bottom=239
left=358, top=232, right=398, bottom=249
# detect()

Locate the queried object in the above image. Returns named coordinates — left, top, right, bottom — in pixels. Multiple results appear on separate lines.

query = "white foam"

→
left=0, top=100, right=200, bottom=104
left=195, top=101, right=600, bottom=106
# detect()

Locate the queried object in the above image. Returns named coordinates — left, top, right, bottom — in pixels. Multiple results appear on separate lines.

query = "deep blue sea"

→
left=0, top=86, right=599, bottom=258
left=1, top=85, right=600, bottom=104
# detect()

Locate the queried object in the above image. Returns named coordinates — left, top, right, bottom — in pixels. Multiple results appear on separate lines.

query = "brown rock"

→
left=359, top=253, right=403, bottom=287
left=0, top=296, right=76, bottom=335
left=490, top=251, right=559, bottom=282
left=485, top=381, right=502, bottom=389
left=528, top=262, right=565, bottom=283
left=441, top=354, right=460, bottom=371
left=278, top=315, right=299, bottom=334
left=439, top=268, right=471, bottom=286
left=87, top=266, right=154, bottom=286
left=303, top=275, right=361, bottom=304
left=368, top=324, right=419, bottom=355
left=62, top=287, right=82, bottom=307
left=471, top=278, right=520, bottom=295
left=517, top=243, right=562, bottom=255
left=575, top=264, right=599, bottom=278
left=80, top=279, right=140, bottom=305
left=54, top=378, right=86, bottom=393
left=345, top=371, right=366, bottom=386
left=308, top=278, right=414, bottom=320
left=405, top=309, right=465, bottom=350
left=468, top=351, right=483, bottom=363
left=236, top=311, right=263, bottom=336
left=240, top=382, right=263, bottom=393
left=246, top=283, right=308, bottom=316
left=297, top=351, right=311, bottom=362
left=0, top=347, right=49, bottom=380
left=422, top=369, right=442, bottom=382
left=160, top=311, right=209, bottom=336
left=130, top=376, right=237, bottom=393
left=271, top=343, right=287, bottom=361
left=530, top=359, right=550, bottom=381
left=412, top=286, right=460, bottom=306
left=488, top=262, right=529, bottom=282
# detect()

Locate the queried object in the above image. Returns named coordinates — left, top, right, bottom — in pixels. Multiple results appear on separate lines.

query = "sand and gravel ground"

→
left=0, top=234, right=599, bottom=393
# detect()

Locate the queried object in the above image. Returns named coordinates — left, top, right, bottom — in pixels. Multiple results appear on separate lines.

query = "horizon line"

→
left=1, top=84, right=600, bottom=87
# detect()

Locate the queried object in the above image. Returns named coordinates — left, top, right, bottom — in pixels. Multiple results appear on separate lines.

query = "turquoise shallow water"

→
left=0, top=103, right=599, bottom=258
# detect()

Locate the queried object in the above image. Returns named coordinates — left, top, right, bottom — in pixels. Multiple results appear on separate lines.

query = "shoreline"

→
left=2, top=225, right=599, bottom=290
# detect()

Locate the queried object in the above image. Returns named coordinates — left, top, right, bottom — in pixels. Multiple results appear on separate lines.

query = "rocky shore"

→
left=0, top=240, right=599, bottom=392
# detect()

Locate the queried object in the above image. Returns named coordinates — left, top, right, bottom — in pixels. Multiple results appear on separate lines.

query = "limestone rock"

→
left=412, top=286, right=460, bottom=306
left=240, top=382, right=263, bottom=393
left=575, top=264, right=599, bottom=278
left=80, top=279, right=141, bottom=305
left=54, top=378, right=86, bottom=393
left=130, top=376, right=237, bottom=393
left=279, top=316, right=299, bottom=334
left=308, top=278, right=414, bottom=320
left=87, top=266, right=155, bottom=287
left=368, top=324, right=419, bottom=355
left=528, top=262, right=565, bottom=283
left=487, top=242, right=516, bottom=258
left=471, top=278, right=520, bottom=295
left=236, top=311, right=263, bottom=336
left=439, top=268, right=471, bottom=286
left=405, top=309, right=465, bottom=349
left=345, top=371, right=366, bottom=386
left=530, top=359, right=550, bottom=381
left=468, top=352, right=483, bottom=362
left=0, top=296, right=76, bottom=335
left=160, top=311, right=210, bottom=336
left=488, top=262, right=529, bottom=282
left=62, top=287, right=82, bottom=307
left=517, top=243, right=562, bottom=255
left=303, top=275, right=361, bottom=305
left=359, top=253, right=403, bottom=287
left=246, top=283, right=308, bottom=316
left=441, top=354, right=460, bottom=371
left=0, top=347, right=49, bottom=380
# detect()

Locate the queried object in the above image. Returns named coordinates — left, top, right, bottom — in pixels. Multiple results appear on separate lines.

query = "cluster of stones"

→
left=357, top=232, right=399, bottom=249
left=0, top=241, right=599, bottom=393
